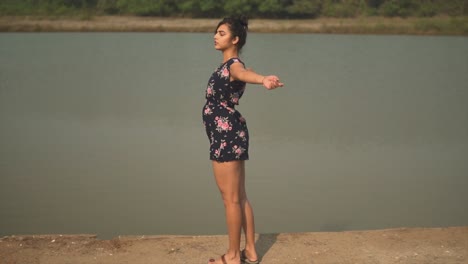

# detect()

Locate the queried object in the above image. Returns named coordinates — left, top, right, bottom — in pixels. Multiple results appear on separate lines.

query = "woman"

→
left=202, top=16, right=283, bottom=264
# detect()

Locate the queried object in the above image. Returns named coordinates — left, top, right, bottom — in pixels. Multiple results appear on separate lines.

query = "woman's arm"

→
left=230, top=62, right=284, bottom=90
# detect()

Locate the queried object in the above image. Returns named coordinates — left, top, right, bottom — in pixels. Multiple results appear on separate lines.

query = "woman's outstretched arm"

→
left=230, top=62, right=284, bottom=90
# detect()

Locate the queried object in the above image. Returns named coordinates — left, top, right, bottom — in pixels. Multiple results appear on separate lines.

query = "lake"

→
left=1, top=32, right=467, bottom=239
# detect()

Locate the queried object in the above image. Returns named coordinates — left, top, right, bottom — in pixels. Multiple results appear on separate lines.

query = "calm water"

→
left=1, top=33, right=467, bottom=239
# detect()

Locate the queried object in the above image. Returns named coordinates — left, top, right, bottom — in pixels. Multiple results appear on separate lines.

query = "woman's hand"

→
left=262, top=75, right=284, bottom=90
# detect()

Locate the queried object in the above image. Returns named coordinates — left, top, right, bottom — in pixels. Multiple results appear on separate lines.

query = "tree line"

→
left=1, top=0, right=467, bottom=18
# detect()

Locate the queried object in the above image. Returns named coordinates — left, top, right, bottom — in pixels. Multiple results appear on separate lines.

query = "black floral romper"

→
left=202, top=58, right=249, bottom=162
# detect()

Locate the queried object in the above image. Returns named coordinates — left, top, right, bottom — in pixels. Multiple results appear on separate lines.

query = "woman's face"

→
left=214, top=24, right=238, bottom=51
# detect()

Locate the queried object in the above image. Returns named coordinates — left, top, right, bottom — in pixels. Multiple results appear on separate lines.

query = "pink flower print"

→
left=232, top=145, right=245, bottom=159
left=220, top=101, right=227, bottom=108
left=226, top=107, right=235, bottom=114
left=206, top=87, right=215, bottom=97
left=204, top=106, right=213, bottom=115
left=219, top=140, right=227, bottom=150
left=206, top=82, right=215, bottom=97
left=239, top=116, right=246, bottom=123
left=209, top=131, right=214, bottom=146
left=237, top=130, right=247, bottom=141
left=214, top=149, right=220, bottom=159
left=221, top=66, right=229, bottom=79
left=215, top=117, right=232, bottom=132
left=230, top=93, right=239, bottom=104
left=218, top=120, right=230, bottom=131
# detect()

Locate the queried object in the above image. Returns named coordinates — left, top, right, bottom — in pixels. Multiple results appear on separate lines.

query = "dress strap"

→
left=226, top=57, right=245, bottom=68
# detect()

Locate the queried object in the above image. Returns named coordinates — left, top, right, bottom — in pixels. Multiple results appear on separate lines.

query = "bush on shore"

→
left=0, top=0, right=467, bottom=18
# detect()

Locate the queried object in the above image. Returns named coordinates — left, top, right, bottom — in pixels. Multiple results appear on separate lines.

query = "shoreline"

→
left=1, top=226, right=467, bottom=263
left=1, top=15, right=467, bottom=35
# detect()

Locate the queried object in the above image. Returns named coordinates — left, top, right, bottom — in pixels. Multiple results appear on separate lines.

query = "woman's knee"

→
left=221, top=192, right=242, bottom=206
left=222, top=196, right=249, bottom=209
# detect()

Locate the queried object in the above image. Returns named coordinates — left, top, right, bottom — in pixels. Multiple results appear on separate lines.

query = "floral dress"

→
left=202, top=58, right=249, bottom=162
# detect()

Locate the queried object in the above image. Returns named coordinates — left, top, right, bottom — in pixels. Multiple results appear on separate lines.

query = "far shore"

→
left=1, top=15, right=467, bottom=35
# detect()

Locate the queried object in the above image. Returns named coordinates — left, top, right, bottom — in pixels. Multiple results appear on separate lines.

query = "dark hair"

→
left=215, top=15, right=248, bottom=51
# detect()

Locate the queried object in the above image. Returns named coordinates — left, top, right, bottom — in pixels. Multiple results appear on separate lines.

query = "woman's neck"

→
left=223, top=50, right=239, bottom=63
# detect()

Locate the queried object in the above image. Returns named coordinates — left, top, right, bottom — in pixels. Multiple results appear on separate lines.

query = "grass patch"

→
left=0, top=15, right=467, bottom=35
left=414, top=17, right=468, bottom=35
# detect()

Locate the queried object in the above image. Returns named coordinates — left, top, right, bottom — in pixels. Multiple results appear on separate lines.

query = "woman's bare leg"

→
left=210, top=160, right=242, bottom=264
left=239, top=162, right=258, bottom=261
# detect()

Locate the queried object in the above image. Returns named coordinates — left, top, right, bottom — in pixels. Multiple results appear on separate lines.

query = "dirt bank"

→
left=1, top=226, right=467, bottom=264
left=1, top=15, right=467, bottom=35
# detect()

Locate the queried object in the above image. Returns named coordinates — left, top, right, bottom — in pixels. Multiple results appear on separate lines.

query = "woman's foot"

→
left=241, top=249, right=259, bottom=264
left=208, top=253, right=241, bottom=264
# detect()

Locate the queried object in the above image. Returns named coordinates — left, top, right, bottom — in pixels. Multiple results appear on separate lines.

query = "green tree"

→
left=200, top=0, right=224, bottom=17
left=224, top=0, right=255, bottom=16
left=1, top=0, right=467, bottom=18
left=415, top=0, right=437, bottom=17
left=177, top=0, right=224, bottom=17
left=286, top=0, right=322, bottom=18
left=437, top=0, right=468, bottom=16
left=96, top=0, right=119, bottom=14
left=176, top=0, right=201, bottom=16
left=322, top=0, right=362, bottom=17
left=257, top=0, right=287, bottom=17
left=379, top=0, right=416, bottom=17
left=366, top=0, right=384, bottom=8
left=116, top=0, right=175, bottom=16
left=63, top=0, right=98, bottom=8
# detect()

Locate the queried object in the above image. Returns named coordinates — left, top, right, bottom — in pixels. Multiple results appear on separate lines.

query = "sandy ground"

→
left=1, top=226, right=467, bottom=264
left=0, top=15, right=464, bottom=35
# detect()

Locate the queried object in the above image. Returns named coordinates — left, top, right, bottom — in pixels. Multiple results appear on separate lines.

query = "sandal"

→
left=241, top=250, right=259, bottom=264
left=209, top=254, right=227, bottom=264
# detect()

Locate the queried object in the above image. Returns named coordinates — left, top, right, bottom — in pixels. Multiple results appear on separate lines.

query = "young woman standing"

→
left=202, top=16, right=283, bottom=264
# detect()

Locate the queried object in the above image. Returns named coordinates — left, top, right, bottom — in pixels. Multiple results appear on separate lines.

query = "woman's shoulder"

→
left=227, top=57, right=245, bottom=67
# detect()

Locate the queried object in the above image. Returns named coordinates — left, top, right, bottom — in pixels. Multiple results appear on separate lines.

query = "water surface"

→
left=1, top=33, right=467, bottom=238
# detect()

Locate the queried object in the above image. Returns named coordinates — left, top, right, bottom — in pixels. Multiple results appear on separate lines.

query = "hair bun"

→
left=238, top=15, right=248, bottom=29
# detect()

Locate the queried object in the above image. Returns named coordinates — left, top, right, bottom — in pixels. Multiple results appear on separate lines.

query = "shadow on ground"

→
left=255, top=233, right=279, bottom=260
